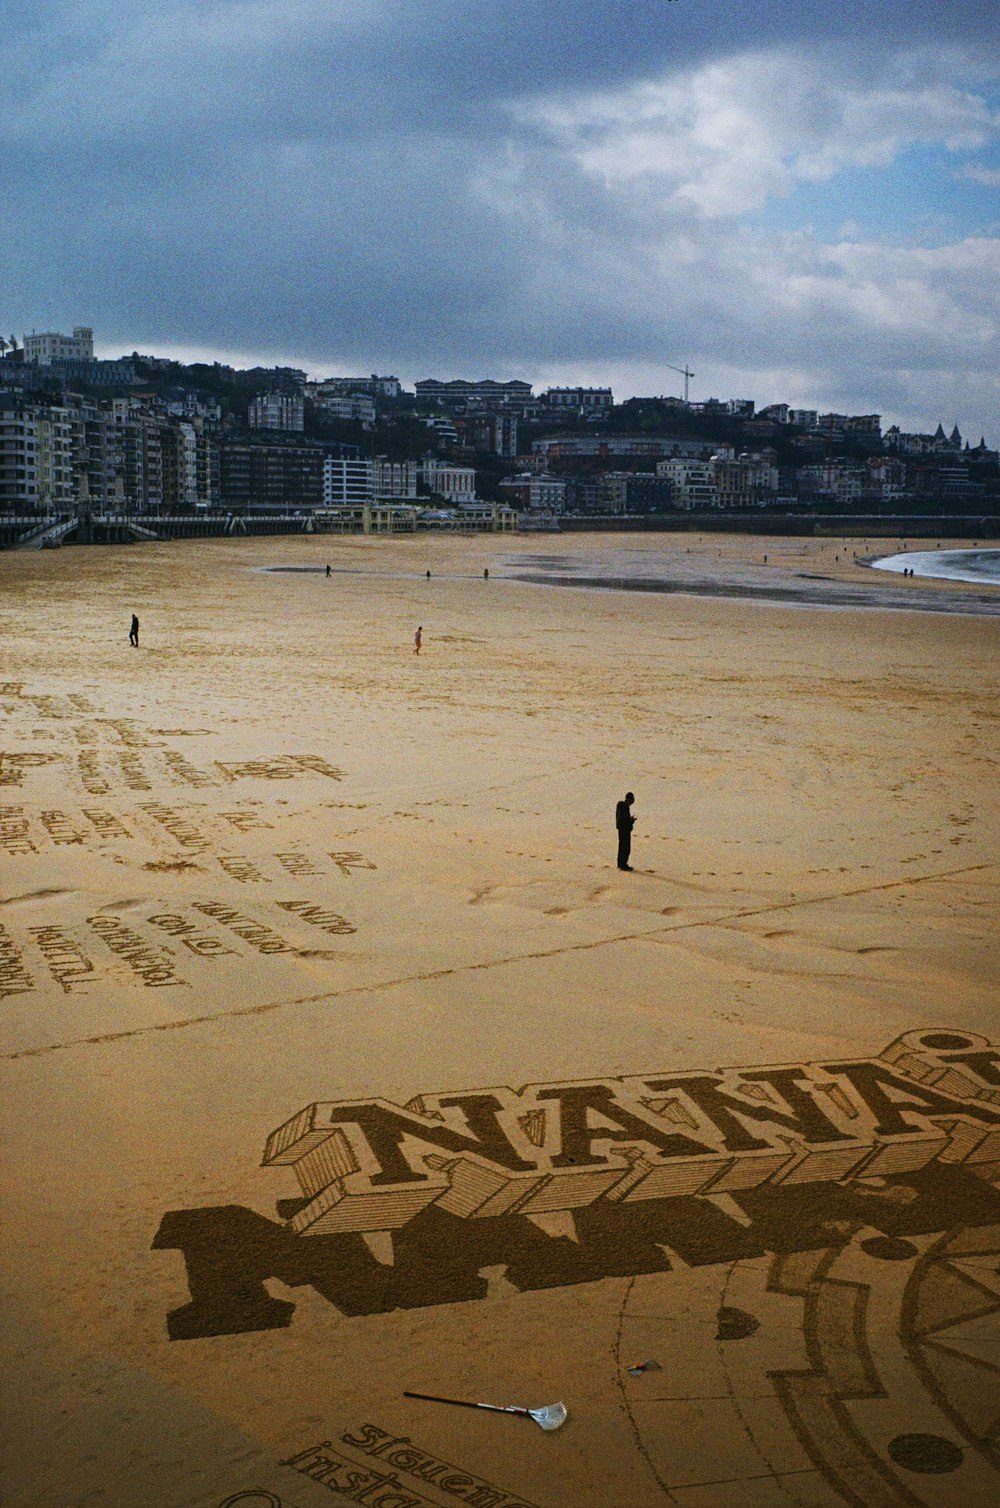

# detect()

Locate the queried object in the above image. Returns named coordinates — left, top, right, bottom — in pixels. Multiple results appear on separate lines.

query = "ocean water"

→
left=871, top=548, right=1000, bottom=585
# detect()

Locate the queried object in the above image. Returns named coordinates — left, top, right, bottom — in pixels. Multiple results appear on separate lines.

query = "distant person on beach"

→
left=616, top=791, right=635, bottom=871
left=129, top=614, right=139, bottom=647
left=326, top=564, right=331, bottom=577
left=426, top=570, right=431, bottom=579
left=414, top=625, right=422, bottom=655
left=484, top=568, right=489, bottom=579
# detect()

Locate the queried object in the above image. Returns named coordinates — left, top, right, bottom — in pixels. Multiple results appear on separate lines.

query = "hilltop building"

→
left=248, top=390, right=304, bottom=432
left=23, top=326, right=94, bottom=365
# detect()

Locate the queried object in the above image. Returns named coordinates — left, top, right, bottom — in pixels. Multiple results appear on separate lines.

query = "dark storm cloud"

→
left=2, top=2, right=999, bottom=432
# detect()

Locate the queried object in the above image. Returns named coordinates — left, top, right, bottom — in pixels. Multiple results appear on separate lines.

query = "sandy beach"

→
left=2, top=530, right=999, bottom=1508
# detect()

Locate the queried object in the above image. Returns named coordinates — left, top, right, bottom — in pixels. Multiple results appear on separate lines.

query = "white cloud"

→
left=960, top=162, right=1000, bottom=187
left=518, top=51, right=999, bottom=218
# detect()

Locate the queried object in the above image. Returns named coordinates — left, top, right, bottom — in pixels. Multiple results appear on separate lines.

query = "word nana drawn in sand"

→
left=154, top=1029, right=1000, bottom=1338
left=262, top=1028, right=1000, bottom=1240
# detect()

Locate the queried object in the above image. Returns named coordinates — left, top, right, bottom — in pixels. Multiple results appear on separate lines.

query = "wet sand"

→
left=2, top=532, right=999, bottom=1507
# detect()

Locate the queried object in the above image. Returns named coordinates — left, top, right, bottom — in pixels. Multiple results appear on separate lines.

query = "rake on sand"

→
left=403, top=1389, right=568, bottom=1432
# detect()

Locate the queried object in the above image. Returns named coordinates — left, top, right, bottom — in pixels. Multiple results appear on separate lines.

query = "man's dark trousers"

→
left=616, top=797, right=633, bottom=869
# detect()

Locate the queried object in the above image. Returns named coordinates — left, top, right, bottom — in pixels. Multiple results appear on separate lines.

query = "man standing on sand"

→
left=326, top=564, right=331, bottom=577
left=414, top=625, right=422, bottom=655
left=129, top=614, right=139, bottom=647
left=616, top=791, right=635, bottom=870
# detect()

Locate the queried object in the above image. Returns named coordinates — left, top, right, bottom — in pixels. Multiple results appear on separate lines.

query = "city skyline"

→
left=4, top=1, right=999, bottom=440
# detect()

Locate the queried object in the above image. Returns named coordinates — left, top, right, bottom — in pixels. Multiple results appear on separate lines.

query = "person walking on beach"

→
left=616, top=791, right=635, bottom=871
left=129, top=613, right=139, bottom=647
left=414, top=625, right=422, bottom=655
left=325, top=564, right=331, bottom=577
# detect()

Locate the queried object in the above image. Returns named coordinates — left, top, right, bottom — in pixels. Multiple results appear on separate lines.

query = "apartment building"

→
left=23, top=326, right=94, bottom=365
left=453, top=412, right=518, bottom=458
left=796, top=463, right=867, bottom=503
left=0, top=401, right=78, bottom=512
left=866, top=456, right=907, bottom=502
left=313, top=375, right=400, bottom=399
left=219, top=440, right=323, bottom=511
left=373, top=458, right=420, bottom=499
left=312, top=392, right=376, bottom=428
left=529, top=472, right=570, bottom=513
left=415, top=378, right=533, bottom=410
left=543, top=387, right=613, bottom=411
left=323, top=457, right=376, bottom=507
left=419, top=458, right=476, bottom=502
left=539, top=434, right=713, bottom=462
left=248, top=390, right=305, bottom=432
left=656, top=459, right=720, bottom=509
left=711, top=451, right=779, bottom=508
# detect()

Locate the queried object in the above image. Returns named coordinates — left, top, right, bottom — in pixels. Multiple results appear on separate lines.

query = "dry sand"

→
left=1, top=531, right=998, bottom=1508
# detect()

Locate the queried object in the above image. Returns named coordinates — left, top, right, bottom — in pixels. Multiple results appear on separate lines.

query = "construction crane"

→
left=666, top=363, right=694, bottom=403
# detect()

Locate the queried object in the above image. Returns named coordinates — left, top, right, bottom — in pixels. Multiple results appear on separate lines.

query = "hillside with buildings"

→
left=2, top=328, right=997, bottom=544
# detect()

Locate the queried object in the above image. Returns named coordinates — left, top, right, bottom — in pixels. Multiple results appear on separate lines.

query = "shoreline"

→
left=253, top=535, right=1000, bottom=616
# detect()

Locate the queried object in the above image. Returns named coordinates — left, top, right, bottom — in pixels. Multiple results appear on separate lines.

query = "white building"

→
left=787, top=409, right=818, bottom=429
left=529, top=472, right=569, bottom=513
left=711, top=452, right=779, bottom=507
left=420, top=458, right=477, bottom=502
left=866, top=457, right=907, bottom=500
left=311, top=390, right=376, bottom=428
left=374, top=458, right=420, bottom=498
left=23, top=326, right=94, bottom=365
left=248, top=391, right=305, bottom=431
left=323, top=457, right=375, bottom=507
left=656, top=459, right=720, bottom=509
left=313, top=375, right=400, bottom=399
left=797, top=462, right=866, bottom=503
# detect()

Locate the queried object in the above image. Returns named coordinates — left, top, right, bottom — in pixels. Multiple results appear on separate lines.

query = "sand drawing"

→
left=0, top=751, right=65, bottom=787
left=87, top=914, right=189, bottom=988
left=3, top=538, right=997, bottom=1507
left=277, top=1424, right=542, bottom=1506
left=0, top=806, right=37, bottom=855
left=329, top=850, right=378, bottom=877
left=260, top=1028, right=1000, bottom=1242
left=28, top=924, right=96, bottom=993
left=158, top=1030, right=1000, bottom=1505
left=0, top=923, right=35, bottom=999
left=217, top=755, right=345, bottom=782
left=219, top=854, right=270, bottom=883
left=154, top=1029, right=1000, bottom=1334
left=39, top=809, right=87, bottom=845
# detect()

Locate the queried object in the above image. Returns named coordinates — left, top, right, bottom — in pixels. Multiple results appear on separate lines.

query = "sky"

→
left=3, top=0, right=999, bottom=440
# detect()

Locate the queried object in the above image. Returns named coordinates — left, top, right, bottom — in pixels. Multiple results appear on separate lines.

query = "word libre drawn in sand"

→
left=155, top=1028, right=1000, bottom=1339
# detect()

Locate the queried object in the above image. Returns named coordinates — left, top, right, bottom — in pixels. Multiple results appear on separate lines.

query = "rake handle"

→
left=403, top=1390, right=523, bottom=1416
